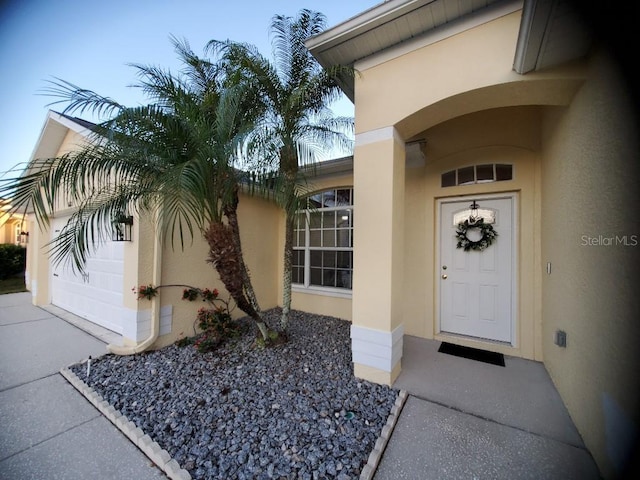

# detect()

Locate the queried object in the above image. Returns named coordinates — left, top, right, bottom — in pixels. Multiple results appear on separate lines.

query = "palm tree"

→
left=211, top=9, right=354, bottom=331
left=0, top=38, right=271, bottom=340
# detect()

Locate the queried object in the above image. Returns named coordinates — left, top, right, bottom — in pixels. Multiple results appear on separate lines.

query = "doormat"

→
left=438, top=342, right=505, bottom=367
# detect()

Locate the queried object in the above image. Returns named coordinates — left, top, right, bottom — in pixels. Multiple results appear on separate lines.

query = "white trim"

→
left=48, top=111, right=93, bottom=137
left=292, top=285, right=352, bottom=299
left=355, top=126, right=403, bottom=148
left=351, top=324, right=404, bottom=372
left=306, top=0, right=431, bottom=52
left=122, top=305, right=173, bottom=341
left=513, top=0, right=549, bottom=74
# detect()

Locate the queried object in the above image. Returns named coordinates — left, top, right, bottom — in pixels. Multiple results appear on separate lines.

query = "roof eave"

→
left=513, top=0, right=553, bottom=74
left=306, top=0, right=438, bottom=101
left=513, top=0, right=593, bottom=75
left=306, top=0, right=521, bottom=102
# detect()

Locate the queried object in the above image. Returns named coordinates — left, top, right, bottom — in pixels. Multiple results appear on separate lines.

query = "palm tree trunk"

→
left=204, top=220, right=268, bottom=341
left=223, top=187, right=262, bottom=316
left=278, top=150, right=298, bottom=331
left=280, top=211, right=294, bottom=331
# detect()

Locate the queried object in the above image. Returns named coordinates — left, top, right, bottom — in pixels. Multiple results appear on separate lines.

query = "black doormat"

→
left=438, top=342, right=505, bottom=367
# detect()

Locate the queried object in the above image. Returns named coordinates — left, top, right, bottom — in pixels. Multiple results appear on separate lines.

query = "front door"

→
left=438, top=195, right=514, bottom=343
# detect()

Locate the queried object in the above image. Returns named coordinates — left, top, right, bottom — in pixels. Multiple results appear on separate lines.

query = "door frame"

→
left=435, top=192, right=518, bottom=346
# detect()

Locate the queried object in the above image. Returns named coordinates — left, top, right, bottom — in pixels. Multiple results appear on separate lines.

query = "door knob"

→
left=441, top=274, right=448, bottom=279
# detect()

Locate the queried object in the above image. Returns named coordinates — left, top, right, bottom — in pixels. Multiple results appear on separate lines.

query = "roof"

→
left=27, top=111, right=95, bottom=167
left=306, top=0, right=593, bottom=101
left=56, top=112, right=97, bottom=131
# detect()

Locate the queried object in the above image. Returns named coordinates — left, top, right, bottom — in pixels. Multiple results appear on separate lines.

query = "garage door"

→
left=51, top=217, right=125, bottom=334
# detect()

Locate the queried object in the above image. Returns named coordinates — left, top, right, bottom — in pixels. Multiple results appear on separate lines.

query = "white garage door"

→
left=51, top=217, right=125, bottom=334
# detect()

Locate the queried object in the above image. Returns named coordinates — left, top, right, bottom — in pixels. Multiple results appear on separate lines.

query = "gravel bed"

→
left=70, top=309, right=398, bottom=479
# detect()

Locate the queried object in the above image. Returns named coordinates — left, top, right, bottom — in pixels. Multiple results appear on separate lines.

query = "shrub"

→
left=193, top=306, right=241, bottom=353
left=175, top=335, right=194, bottom=347
left=0, top=244, right=26, bottom=280
left=180, top=286, right=240, bottom=353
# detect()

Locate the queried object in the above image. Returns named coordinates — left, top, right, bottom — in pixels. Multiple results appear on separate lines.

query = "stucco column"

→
left=28, top=218, right=51, bottom=306
left=351, top=126, right=405, bottom=385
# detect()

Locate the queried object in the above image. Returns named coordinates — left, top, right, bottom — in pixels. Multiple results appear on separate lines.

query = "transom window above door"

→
left=441, top=164, right=513, bottom=187
left=293, top=187, right=353, bottom=293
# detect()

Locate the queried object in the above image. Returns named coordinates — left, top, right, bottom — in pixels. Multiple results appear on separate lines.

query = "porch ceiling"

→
left=307, top=0, right=593, bottom=101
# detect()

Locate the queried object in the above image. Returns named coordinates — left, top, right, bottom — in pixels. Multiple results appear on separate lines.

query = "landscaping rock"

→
left=71, top=309, right=398, bottom=479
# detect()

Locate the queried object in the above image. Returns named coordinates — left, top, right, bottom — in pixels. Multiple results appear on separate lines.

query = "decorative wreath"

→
left=455, top=217, right=498, bottom=251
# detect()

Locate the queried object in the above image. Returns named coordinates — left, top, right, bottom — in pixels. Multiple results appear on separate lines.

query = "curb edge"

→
left=359, top=389, right=409, bottom=480
left=60, top=365, right=192, bottom=480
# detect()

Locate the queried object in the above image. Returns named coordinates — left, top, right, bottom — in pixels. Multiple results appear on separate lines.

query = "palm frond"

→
left=46, top=182, right=143, bottom=273
left=39, top=77, right=123, bottom=119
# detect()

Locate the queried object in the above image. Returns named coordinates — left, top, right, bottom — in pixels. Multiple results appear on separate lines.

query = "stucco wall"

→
left=540, top=50, right=640, bottom=479
left=354, top=11, right=523, bottom=136
left=347, top=3, right=590, bottom=383
left=152, top=194, right=281, bottom=349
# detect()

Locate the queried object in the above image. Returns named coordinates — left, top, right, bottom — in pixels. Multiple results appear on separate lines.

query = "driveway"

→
left=0, top=292, right=166, bottom=479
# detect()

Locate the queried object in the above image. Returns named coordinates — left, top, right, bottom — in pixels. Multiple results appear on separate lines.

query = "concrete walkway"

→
left=0, top=292, right=166, bottom=480
left=374, top=335, right=602, bottom=479
left=1, top=291, right=603, bottom=479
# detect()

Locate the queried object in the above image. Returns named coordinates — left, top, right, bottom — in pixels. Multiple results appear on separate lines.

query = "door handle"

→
left=441, top=274, right=448, bottom=279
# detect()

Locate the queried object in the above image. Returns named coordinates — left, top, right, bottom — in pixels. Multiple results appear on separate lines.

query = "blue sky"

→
left=0, top=0, right=376, bottom=178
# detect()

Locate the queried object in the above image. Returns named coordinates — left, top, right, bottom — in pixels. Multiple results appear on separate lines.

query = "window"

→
left=293, top=188, right=353, bottom=292
left=441, top=164, right=513, bottom=187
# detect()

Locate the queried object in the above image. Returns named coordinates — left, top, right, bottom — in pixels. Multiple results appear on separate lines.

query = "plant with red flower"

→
left=134, top=284, right=158, bottom=300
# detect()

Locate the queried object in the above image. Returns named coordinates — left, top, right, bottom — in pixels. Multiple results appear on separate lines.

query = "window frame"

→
left=292, top=187, right=354, bottom=298
left=441, top=164, right=513, bottom=187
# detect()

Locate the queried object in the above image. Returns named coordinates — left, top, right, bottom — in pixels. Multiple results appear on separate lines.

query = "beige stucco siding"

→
left=348, top=6, right=571, bottom=383
left=53, top=129, right=93, bottom=213
left=540, top=49, right=640, bottom=479
left=354, top=10, right=585, bottom=141
left=354, top=11, right=522, bottom=135
left=238, top=196, right=281, bottom=311
left=151, top=194, right=281, bottom=349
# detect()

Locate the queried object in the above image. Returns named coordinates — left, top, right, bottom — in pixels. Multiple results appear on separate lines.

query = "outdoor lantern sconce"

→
left=19, top=231, right=29, bottom=244
left=112, top=215, right=133, bottom=242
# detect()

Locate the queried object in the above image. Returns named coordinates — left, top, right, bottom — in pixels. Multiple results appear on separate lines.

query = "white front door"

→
left=438, top=195, right=515, bottom=343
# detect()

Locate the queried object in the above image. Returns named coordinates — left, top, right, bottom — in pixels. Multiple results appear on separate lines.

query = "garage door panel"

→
left=51, top=217, right=125, bottom=334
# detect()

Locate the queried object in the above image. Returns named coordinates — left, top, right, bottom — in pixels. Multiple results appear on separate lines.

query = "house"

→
left=23, top=110, right=356, bottom=346
left=21, top=0, right=638, bottom=478
left=305, top=0, right=639, bottom=478
left=0, top=198, right=28, bottom=246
